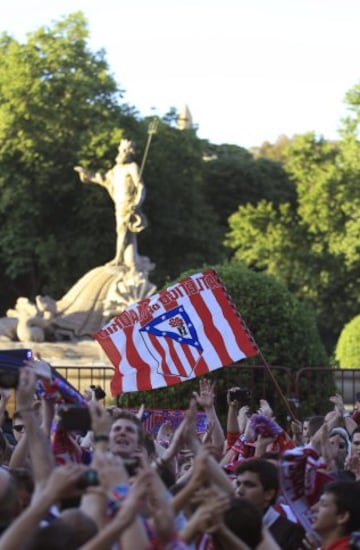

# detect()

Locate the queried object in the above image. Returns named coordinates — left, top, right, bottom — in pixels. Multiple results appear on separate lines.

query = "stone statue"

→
left=74, top=139, right=148, bottom=268
left=0, top=137, right=156, bottom=348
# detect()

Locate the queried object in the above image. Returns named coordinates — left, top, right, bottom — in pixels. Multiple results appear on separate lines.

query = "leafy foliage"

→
left=335, top=315, right=360, bottom=368
left=0, top=12, right=124, bottom=303
left=137, top=120, right=224, bottom=285
left=203, top=143, right=296, bottom=231
left=226, top=130, right=360, bottom=350
left=0, top=14, right=224, bottom=311
left=175, top=261, right=328, bottom=370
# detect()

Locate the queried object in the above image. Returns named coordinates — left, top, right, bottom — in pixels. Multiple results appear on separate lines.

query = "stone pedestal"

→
left=0, top=262, right=156, bottom=352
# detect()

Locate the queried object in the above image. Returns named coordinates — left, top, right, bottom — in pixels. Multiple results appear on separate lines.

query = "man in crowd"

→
left=350, top=427, right=360, bottom=458
left=235, top=458, right=305, bottom=550
left=311, top=480, right=360, bottom=549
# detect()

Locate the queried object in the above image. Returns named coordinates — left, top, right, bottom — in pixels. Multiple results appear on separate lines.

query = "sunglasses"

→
left=13, top=424, right=25, bottom=433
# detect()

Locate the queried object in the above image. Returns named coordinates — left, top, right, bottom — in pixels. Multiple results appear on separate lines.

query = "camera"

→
left=76, top=469, right=99, bottom=489
left=57, top=405, right=91, bottom=432
left=123, top=456, right=140, bottom=477
left=90, top=385, right=106, bottom=401
left=0, top=349, right=32, bottom=389
left=229, top=388, right=251, bottom=405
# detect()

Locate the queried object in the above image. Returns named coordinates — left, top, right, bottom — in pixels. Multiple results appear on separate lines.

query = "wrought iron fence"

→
left=9, top=364, right=359, bottom=421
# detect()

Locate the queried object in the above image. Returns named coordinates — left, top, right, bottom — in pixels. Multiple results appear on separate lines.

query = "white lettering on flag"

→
left=94, top=269, right=258, bottom=394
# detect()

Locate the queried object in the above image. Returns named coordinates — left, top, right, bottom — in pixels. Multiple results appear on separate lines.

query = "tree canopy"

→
left=335, top=315, right=360, bottom=368
left=202, top=143, right=296, bottom=232
left=225, top=125, right=360, bottom=350
left=1, top=10, right=359, bottom=365
left=0, top=12, right=125, bottom=305
left=0, top=13, right=223, bottom=312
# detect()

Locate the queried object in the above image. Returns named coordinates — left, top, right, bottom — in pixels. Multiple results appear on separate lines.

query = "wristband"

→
left=94, top=434, right=109, bottom=442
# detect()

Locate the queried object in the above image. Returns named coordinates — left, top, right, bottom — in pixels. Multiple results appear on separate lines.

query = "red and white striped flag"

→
left=94, top=269, right=258, bottom=395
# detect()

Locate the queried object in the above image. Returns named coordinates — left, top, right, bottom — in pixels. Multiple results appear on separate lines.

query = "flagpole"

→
left=257, top=349, right=297, bottom=421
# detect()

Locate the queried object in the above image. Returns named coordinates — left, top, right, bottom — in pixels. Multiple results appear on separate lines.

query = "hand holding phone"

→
left=0, top=349, right=32, bottom=388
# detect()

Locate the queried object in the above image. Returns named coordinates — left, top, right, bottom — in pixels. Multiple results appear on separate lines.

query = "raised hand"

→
left=227, top=386, right=242, bottom=408
left=88, top=400, right=111, bottom=439
left=16, top=366, right=36, bottom=411
left=193, top=378, right=215, bottom=410
left=237, top=405, right=250, bottom=433
left=44, top=462, right=88, bottom=500
left=24, top=358, right=52, bottom=382
left=257, top=399, right=273, bottom=418
left=156, top=420, right=173, bottom=446
left=92, top=449, right=129, bottom=490
left=329, top=393, right=345, bottom=416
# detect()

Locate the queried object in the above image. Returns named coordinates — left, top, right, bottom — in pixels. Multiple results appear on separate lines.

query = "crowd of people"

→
left=0, top=358, right=359, bottom=550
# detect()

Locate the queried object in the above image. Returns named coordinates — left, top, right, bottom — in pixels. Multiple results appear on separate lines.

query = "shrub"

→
left=335, top=315, right=360, bottom=368
left=179, top=261, right=328, bottom=370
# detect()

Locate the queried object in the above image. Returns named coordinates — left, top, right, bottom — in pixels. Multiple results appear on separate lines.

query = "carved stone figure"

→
left=0, top=138, right=156, bottom=346
left=74, top=139, right=148, bottom=268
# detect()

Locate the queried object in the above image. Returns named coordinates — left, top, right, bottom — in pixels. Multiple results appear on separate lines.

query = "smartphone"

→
left=0, top=349, right=32, bottom=388
left=90, top=385, right=106, bottom=401
left=229, top=388, right=251, bottom=405
left=57, top=405, right=91, bottom=432
left=123, top=456, right=140, bottom=477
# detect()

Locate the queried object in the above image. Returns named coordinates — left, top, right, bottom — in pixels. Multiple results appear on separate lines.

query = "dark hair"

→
left=143, top=432, right=156, bottom=457
left=308, top=416, right=325, bottom=438
left=9, top=467, right=34, bottom=493
left=324, top=480, right=360, bottom=534
left=262, top=451, right=280, bottom=461
left=0, top=471, right=18, bottom=525
left=157, top=461, right=176, bottom=489
left=235, top=458, right=279, bottom=504
left=220, top=497, right=263, bottom=549
left=59, top=509, right=98, bottom=546
left=24, top=520, right=78, bottom=550
left=0, top=430, right=12, bottom=463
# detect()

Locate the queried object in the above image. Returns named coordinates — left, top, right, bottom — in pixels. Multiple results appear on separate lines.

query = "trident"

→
left=139, top=118, right=159, bottom=180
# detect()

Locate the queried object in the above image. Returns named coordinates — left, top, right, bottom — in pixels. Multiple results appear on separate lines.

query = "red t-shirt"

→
left=322, top=535, right=351, bottom=550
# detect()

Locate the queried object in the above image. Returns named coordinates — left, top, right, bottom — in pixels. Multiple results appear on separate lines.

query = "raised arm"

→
left=15, top=366, right=54, bottom=496
left=193, top=378, right=225, bottom=453
left=0, top=463, right=87, bottom=550
left=74, top=166, right=108, bottom=188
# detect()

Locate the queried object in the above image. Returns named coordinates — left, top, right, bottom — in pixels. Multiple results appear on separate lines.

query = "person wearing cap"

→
left=328, top=427, right=351, bottom=474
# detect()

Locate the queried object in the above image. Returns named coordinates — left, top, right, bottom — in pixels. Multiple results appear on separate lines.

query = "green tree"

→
left=225, top=130, right=360, bottom=350
left=335, top=315, right=360, bottom=368
left=0, top=12, right=127, bottom=307
left=134, top=116, right=224, bottom=285
left=203, top=143, right=296, bottom=231
left=0, top=14, right=224, bottom=312
left=251, top=134, right=294, bottom=163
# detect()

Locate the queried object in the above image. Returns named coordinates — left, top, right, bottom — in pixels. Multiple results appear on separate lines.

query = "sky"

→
left=1, top=0, right=360, bottom=149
